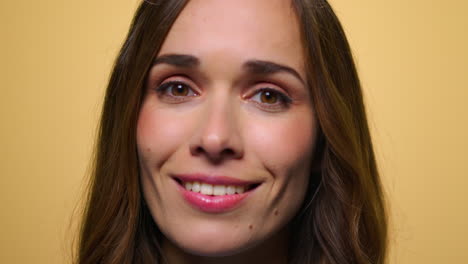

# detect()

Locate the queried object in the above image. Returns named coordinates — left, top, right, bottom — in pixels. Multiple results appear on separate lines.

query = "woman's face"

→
left=137, top=0, right=317, bottom=257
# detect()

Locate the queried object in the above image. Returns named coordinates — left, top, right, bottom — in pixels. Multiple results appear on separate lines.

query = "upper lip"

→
left=172, top=173, right=262, bottom=187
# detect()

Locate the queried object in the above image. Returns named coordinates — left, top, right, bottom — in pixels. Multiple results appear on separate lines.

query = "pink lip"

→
left=178, top=185, right=250, bottom=213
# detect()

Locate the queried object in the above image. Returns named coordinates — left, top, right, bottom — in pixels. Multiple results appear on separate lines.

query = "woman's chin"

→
left=165, top=231, right=256, bottom=258
left=181, top=244, right=246, bottom=258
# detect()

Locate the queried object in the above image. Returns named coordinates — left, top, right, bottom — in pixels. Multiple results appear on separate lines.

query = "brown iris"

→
left=171, top=83, right=189, bottom=96
left=260, top=90, right=278, bottom=104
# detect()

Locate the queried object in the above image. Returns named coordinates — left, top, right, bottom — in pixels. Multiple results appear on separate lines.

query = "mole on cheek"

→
left=274, top=209, right=279, bottom=216
left=249, top=224, right=253, bottom=230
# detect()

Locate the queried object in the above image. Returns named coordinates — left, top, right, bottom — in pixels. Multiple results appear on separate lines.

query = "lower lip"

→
left=177, top=184, right=251, bottom=213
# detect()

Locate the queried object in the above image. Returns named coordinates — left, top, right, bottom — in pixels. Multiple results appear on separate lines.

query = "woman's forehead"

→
left=157, top=0, right=305, bottom=78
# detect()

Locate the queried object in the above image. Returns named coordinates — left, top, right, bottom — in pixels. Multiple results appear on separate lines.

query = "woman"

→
left=77, top=0, right=387, bottom=263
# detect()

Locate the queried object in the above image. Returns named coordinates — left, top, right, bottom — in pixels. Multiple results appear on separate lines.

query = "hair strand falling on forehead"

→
left=76, top=0, right=387, bottom=263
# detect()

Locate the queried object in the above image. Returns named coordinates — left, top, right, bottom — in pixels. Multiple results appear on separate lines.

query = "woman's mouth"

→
left=181, top=181, right=258, bottom=195
left=173, top=175, right=261, bottom=213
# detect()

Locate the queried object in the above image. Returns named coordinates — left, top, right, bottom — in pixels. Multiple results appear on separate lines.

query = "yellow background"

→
left=1, top=0, right=467, bottom=263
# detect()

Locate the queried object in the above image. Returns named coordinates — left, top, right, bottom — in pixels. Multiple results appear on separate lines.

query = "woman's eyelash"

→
left=251, top=88, right=293, bottom=107
left=154, top=80, right=292, bottom=110
left=155, top=81, right=198, bottom=99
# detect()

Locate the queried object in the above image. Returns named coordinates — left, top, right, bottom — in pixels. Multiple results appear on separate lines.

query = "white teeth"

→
left=184, top=182, right=193, bottom=191
left=213, top=185, right=226, bottom=196
left=200, top=183, right=213, bottom=195
left=226, top=185, right=236, bottom=195
left=192, top=181, right=201, bottom=193
left=182, top=181, right=249, bottom=195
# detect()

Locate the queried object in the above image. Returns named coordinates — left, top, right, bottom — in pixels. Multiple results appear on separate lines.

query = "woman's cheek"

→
left=242, top=111, right=315, bottom=236
left=136, top=104, right=195, bottom=167
left=246, top=111, right=316, bottom=173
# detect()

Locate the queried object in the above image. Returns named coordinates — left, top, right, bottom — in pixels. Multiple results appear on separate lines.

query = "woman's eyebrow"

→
left=152, top=54, right=304, bottom=84
left=243, top=60, right=305, bottom=85
left=153, top=54, right=200, bottom=68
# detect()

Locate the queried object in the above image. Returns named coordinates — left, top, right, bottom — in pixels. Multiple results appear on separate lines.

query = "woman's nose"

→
left=189, top=99, right=244, bottom=164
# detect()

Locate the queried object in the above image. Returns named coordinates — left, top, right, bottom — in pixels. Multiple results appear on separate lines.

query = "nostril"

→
left=221, top=148, right=235, bottom=157
left=194, top=146, right=204, bottom=155
left=191, top=145, right=240, bottom=162
left=189, top=137, right=243, bottom=162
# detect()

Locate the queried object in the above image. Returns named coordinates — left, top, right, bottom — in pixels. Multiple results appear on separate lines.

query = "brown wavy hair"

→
left=77, top=0, right=387, bottom=263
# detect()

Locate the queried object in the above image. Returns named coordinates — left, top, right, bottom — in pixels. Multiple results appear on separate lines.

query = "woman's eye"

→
left=155, top=81, right=198, bottom=101
left=259, top=90, right=279, bottom=104
left=250, top=88, right=292, bottom=109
